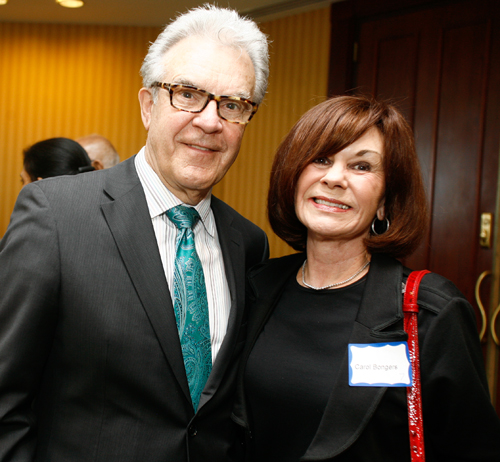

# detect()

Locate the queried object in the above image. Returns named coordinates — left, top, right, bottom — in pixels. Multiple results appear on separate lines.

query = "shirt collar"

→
left=135, top=148, right=215, bottom=236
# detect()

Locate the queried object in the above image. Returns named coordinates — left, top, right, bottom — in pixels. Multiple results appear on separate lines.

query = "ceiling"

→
left=0, top=0, right=335, bottom=27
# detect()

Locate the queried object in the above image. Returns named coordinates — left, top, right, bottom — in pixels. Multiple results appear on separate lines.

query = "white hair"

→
left=140, top=4, right=270, bottom=104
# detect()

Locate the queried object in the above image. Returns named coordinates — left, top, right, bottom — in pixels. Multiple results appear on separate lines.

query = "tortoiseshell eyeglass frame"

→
left=152, top=82, right=259, bottom=125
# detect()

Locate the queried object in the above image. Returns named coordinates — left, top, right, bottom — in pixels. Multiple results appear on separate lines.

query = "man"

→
left=0, top=5, right=269, bottom=461
left=76, top=133, right=120, bottom=169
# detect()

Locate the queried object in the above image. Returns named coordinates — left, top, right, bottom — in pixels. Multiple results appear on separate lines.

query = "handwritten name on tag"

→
left=348, top=342, right=412, bottom=387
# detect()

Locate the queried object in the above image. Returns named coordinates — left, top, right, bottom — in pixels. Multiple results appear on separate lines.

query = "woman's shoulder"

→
left=372, top=254, right=471, bottom=315
left=404, top=267, right=471, bottom=314
left=248, top=252, right=305, bottom=280
left=246, top=253, right=306, bottom=305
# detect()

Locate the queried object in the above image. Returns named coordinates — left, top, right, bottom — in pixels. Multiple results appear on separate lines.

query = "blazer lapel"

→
left=302, top=254, right=406, bottom=460
left=100, top=158, right=191, bottom=403
left=232, top=253, right=307, bottom=428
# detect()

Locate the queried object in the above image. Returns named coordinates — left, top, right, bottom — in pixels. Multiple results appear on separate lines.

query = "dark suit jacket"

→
left=233, top=253, right=500, bottom=462
left=0, top=156, right=269, bottom=462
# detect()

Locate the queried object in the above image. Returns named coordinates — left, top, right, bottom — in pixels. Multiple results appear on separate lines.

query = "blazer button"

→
left=188, top=425, right=198, bottom=437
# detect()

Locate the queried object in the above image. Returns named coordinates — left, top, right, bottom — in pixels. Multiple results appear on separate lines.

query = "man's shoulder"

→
left=211, top=196, right=264, bottom=236
left=210, top=195, right=247, bottom=221
left=31, top=157, right=138, bottom=203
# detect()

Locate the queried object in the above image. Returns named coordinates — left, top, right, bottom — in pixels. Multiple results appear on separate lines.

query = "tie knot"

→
left=166, top=205, right=200, bottom=230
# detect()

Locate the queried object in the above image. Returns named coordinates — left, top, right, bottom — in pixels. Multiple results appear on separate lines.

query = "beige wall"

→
left=0, top=8, right=331, bottom=257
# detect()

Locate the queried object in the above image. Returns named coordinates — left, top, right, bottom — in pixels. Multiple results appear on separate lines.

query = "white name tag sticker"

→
left=348, top=342, right=412, bottom=387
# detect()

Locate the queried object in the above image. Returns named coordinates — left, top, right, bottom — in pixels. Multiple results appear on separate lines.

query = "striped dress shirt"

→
left=135, top=149, right=231, bottom=362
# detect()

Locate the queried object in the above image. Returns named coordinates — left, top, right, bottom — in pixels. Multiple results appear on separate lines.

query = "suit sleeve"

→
left=0, top=184, right=60, bottom=461
left=259, top=232, right=269, bottom=264
left=244, top=224, right=269, bottom=271
left=419, top=291, right=500, bottom=461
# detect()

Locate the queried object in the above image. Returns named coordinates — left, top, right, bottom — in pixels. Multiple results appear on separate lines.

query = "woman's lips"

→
left=313, top=198, right=350, bottom=210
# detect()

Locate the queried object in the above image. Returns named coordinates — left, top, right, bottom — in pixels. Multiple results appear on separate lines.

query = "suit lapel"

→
left=302, top=254, right=406, bottom=460
left=100, top=158, right=191, bottom=403
left=198, top=197, right=245, bottom=408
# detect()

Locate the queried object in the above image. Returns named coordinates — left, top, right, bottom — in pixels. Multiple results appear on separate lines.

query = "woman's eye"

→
left=352, top=162, right=371, bottom=171
left=312, top=157, right=330, bottom=165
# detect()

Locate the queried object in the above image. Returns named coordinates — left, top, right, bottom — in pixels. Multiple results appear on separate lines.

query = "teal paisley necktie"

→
left=166, top=205, right=212, bottom=411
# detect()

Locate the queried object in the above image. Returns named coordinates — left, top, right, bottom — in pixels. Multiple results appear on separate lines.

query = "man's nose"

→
left=192, top=100, right=223, bottom=133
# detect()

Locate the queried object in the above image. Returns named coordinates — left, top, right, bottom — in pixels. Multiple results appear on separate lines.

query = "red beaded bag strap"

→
left=403, top=269, right=431, bottom=462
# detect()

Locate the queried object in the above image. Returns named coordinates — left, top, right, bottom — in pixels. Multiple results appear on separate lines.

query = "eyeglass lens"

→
left=171, top=86, right=253, bottom=123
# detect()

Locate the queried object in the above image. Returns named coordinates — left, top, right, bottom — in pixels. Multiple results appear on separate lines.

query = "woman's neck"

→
left=298, top=238, right=371, bottom=290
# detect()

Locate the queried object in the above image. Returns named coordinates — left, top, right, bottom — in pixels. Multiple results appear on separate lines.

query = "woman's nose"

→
left=321, top=164, right=348, bottom=189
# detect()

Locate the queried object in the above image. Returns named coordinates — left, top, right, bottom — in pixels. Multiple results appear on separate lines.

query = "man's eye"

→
left=221, top=100, right=244, bottom=112
left=180, top=91, right=195, bottom=99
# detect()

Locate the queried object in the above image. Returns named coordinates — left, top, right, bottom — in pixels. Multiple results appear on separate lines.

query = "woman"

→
left=233, top=96, right=500, bottom=461
left=20, top=137, right=94, bottom=185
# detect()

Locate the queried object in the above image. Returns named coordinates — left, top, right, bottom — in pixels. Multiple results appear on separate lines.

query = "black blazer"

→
left=233, top=252, right=500, bottom=462
left=0, top=156, right=269, bottom=462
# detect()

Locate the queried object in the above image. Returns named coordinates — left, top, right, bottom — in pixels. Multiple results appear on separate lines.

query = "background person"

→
left=233, top=95, right=500, bottom=461
left=0, top=5, right=269, bottom=461
left=76, top=133, right=120, bottom=170
left=21, top=136, right=94, bottom=185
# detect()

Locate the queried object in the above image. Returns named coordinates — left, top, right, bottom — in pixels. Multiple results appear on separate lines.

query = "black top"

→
left=235, top=253, right=500, bottom=461
left=244, top=274, right=366, bottom=462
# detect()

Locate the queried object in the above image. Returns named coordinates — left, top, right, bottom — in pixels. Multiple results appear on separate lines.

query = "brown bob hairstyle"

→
left=267, top=95, right=428, bottom=259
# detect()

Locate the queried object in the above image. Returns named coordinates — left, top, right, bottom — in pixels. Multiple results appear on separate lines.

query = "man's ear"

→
left=138, top=87, right=154, bottom=131
left=91, top=160, right=104, bottom=171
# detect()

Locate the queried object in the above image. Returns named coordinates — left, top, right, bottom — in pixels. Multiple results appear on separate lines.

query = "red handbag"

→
left=403, top=270, right=431, bottom=462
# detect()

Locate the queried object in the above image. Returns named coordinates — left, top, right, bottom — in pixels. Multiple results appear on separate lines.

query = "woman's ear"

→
left=376, top=202, right=385, bottom=221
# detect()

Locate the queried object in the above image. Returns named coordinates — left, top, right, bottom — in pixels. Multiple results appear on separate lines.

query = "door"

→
left=329, top=0, right=500, bottom=411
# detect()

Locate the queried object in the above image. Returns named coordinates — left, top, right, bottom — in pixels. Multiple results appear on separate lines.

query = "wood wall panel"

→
left=0, top=23, right=160, bottom=236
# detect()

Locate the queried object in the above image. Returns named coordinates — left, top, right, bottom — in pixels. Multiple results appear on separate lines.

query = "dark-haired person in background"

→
left=20, top=137, right=94, bottom=186
left=233, top=95, right=500, bottom=461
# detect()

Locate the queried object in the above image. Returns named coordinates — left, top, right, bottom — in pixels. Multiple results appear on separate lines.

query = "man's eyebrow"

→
left=171, top=78, right=252, bottom=100
left=172, top=78, right=195, bottom=86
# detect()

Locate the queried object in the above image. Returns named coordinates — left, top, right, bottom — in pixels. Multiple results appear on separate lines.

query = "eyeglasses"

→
left=152, top=82, right=258, bottom=125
